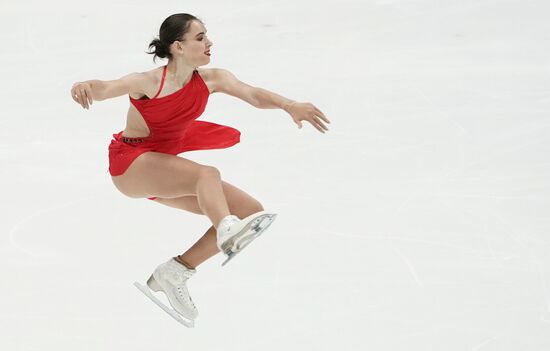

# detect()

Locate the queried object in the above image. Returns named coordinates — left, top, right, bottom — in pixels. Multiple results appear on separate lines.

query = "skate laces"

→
left=169, top=266, right=196, bottom=308
left=175, top=283, right=196, bottom=308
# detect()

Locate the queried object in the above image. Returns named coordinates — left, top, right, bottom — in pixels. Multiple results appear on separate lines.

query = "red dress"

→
left=108, top=65, right=241, bottom=200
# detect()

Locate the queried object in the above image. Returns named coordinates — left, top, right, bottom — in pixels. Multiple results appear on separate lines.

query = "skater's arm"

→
left=70, top=73, right=146, bottom=109
left=210, top=68, right=259, bottom=106
left=211, top=68, right=291, bottom=109
left=211, top=68, right=330, bottom=133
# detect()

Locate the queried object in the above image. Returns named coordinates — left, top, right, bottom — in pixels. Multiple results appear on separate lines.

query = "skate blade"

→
left=221, top=213, right=277, bottom=266
left=133, top=282, right=195, bottom=328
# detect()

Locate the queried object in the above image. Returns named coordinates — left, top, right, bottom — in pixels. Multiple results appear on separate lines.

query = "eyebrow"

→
left=195, top=31, right=207, bottom=37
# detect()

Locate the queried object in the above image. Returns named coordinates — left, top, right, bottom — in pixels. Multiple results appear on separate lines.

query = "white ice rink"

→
left=2, top=0, right=549, bottom=350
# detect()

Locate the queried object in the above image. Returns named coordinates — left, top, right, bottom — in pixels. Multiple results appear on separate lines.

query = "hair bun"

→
left=147, top=38, right=169, bottom=60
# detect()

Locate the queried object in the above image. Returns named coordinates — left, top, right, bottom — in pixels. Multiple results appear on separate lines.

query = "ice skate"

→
left=216, top=210, right=277, bottom=266
left=134, top=258, right=198, bottom=327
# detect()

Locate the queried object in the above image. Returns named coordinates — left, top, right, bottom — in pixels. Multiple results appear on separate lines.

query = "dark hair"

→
left=147, top=13, right=202, bottom=62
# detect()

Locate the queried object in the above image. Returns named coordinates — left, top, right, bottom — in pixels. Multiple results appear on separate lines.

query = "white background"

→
left=1, top=0, right=549, bottom=350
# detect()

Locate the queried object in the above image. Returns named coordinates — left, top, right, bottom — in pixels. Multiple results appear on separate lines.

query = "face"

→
left=172, top=20, right=213, bottom=66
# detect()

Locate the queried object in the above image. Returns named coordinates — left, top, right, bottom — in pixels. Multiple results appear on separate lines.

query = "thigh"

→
left=152, top=180, right=264, bottom=218
left=111, top=151, right=215, bottom=199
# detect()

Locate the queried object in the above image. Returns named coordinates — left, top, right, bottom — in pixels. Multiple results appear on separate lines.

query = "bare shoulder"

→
left=127, top=67, right=163, bottom=99
left=197, top=67, right=257, bottom=106
left=196, top=67, right=219, bottom=94
left=196, top=67, right=243, bottom=94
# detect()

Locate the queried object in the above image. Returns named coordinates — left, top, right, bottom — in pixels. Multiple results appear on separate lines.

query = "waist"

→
left=113, top=131, right=185, bottom=145
left=120, top=128, right=151, bottom=142
left=121, top=135, right=147, bottom=143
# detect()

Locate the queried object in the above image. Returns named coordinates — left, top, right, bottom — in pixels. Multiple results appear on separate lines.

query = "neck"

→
left=165, top=59, right=196, bottom=87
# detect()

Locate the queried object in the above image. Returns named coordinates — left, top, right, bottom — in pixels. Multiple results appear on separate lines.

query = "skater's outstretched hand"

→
left=70, top=82, right=93, bottom=110
left=284, top=101, right=330, bottom=133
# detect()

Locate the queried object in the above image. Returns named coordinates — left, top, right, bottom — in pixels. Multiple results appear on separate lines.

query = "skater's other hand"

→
left=285, top=101, right=330, bottom=133
left=71, top=82, right=93, bottom=110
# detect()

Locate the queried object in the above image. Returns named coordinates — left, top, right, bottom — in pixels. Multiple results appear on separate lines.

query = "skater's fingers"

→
left=83, top=89, right=91, bottom=109
left=72, top=85, right=84, bottom=106
left=309, top=118, right=325, bottom=134
left=85, top=87, right=93, bottom=106
left=70, top=86, right=78, bottom=103
left=71, top=89, right=80, bottom=104
left=71, top=86, right=80, bottom=104
left=314, top=116, right=329, bottom=131
left=76, top=88, right=84, bottom=107
left=80, top=91, right=88, bottom=109
left=314, top=107, right=330, bottom=123
left=80, top=88, right=89, bottom=109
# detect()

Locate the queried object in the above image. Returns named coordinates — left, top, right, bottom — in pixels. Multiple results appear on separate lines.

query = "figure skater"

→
left=70, top=13, right=330, bottom=326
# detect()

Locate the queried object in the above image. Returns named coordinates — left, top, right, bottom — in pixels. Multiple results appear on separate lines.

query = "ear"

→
left=171, top=41, right=183, bottom=54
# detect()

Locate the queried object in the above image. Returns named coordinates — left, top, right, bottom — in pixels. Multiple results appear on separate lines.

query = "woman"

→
left=70, top=13, right=330, bottom=326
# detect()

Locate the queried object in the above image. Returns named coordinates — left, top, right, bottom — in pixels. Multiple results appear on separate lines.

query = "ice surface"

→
left=1, top=0, right=549, bottom=350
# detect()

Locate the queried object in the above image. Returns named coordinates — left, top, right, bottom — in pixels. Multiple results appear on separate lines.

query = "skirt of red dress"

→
left=108, top=120, right=241, bottom=200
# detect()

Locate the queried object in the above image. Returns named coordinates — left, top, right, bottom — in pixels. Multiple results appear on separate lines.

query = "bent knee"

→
left=198, top=165, right=221, bottom=179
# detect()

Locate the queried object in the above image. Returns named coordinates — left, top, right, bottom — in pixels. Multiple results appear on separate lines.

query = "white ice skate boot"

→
left=133, top=258, right=197, bottom=327
left=216, top=211, right=277, bottom=266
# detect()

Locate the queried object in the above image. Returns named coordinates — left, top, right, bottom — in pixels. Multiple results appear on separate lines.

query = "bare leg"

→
left=194, top=168, right=231, bottom=229
left=111, top=152, right=231, bottom=229
left=174, top=226, right=218, bottom=269
left=152, top=180, right=265, bottom=268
